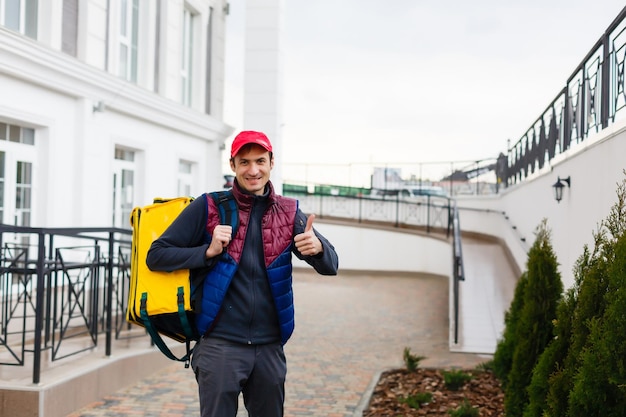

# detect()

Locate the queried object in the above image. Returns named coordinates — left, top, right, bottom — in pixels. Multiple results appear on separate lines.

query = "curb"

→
left=352, top=369, right=385, bottom=417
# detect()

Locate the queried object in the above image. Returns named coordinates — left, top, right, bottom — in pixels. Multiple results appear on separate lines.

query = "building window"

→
left=0, top=152, right=5, bottom=221
left=181, top=6, right=195, bottom=106
left=15, top=160, right=31, bottom=227
left=0, top=143, right=35, bottom=281
left=61, top=0, right=79, bottom=56
left=119, top=0, right=139, bottom=83
left=114, top=147, right=134, bottom=161
left=179, top=160, right=192, bottom=174
left=113, top=147, right=136, bottom=228
left=0, top=122, right=35, bottom=146
left=0, top=0, right=38, bottom=39
left=0, top=122, right=36, bottom=228
left=178, top=160, right=194, bottom=196
left=153, top=0, right=162, bottom=93
left=204, top=7, right=213, bottom=114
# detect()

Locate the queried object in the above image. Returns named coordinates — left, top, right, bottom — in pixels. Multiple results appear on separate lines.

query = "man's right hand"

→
left=206, top=225, right=233, bottom=258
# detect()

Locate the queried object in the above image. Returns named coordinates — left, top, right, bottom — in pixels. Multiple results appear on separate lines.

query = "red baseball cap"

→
left=230, top=131, right=273, bottom=157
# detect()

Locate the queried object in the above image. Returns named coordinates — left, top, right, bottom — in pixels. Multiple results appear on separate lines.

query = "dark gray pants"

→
left=192, top=337, right=286, bottom=417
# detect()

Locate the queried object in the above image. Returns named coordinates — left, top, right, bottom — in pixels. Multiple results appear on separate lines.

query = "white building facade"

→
left=0, top=0, right=233, bottom=231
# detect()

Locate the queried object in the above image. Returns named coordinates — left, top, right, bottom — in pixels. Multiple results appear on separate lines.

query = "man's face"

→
left=230, top=145, right=274, bottom=195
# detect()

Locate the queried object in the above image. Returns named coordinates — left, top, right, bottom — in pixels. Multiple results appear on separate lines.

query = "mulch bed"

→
left=362, top=368, right=505, bottom=416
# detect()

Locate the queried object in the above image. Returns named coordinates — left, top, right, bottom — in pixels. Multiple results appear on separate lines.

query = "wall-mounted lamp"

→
left=93, top=101, right=105, bottom=113
left=552, top=176, right=571, bottom=203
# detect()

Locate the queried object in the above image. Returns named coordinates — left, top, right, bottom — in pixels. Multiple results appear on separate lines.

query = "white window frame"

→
left=112, top=147, right=136, bottom=228
left=177, top=159, right=195, bottom=197
left=181, top=5, right=196, bottom=106
left=118, top=0, right=139, bottom=83
left=0, top=0, right=38, bottom=38
left=0, top=128, right=37, bottom=227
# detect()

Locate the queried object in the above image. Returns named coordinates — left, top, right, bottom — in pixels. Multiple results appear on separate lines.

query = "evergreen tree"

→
left=504, top=220, right=563, bottom=417
left=492, top=272, right=528, bottom=386
left=568, top=179, right=626, bottom=416
left=544, top=243, right=602, bottom=417
left=543, top=238, right=610, bottom=417
left=524, top=284, right=576, bottom=417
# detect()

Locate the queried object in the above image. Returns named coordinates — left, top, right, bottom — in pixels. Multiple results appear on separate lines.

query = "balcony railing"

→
left=291, top=191, right=455, bottom=235
left=0, top=225, right=133, bottom=384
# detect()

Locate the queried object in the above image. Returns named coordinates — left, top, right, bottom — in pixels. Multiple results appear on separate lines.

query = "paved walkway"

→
left=68, top=269, right=492, bottom=417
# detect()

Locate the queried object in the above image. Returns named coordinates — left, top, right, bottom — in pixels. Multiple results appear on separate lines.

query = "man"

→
left=146, top=130, right=339, bottom=417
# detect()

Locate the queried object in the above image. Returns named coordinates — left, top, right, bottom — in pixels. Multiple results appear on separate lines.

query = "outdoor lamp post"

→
left=552, top=176, right=571, bottom=203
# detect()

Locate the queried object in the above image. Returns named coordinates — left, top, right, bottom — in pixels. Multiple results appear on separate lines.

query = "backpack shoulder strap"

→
left=209, top=190, right=238, bottom=239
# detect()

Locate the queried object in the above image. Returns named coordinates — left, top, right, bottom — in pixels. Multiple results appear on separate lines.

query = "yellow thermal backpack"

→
left=127, top=191, right=237, bottom=366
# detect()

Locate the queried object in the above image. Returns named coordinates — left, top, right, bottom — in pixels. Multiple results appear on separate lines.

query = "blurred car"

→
left=223, top=174, right=234, bottom=189
left=398, top=186, right=448, bottom=198
left=369, top=186, right=450, bottom=201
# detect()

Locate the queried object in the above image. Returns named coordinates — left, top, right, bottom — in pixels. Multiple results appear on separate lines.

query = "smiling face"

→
left=230, top=144, right=274, bottom=195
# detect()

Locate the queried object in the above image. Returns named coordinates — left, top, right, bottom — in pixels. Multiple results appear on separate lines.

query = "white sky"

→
left=223, top=1, right=625, bottom=184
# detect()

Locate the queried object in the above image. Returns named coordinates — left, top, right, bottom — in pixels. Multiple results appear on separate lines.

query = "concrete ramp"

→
left=451, top=237, right=520, bottom=354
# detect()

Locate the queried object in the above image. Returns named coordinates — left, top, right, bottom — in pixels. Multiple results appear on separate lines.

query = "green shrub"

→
left=540, top=177, right=626, bottom=417
left=558, top=238, right=612, bottom=411
left=399, top=392, right=432, bottom=409
left=442, top=369, right=473, bottom=391
left=448, top=399, right=479, bottom=417
left=544, top=361, right=572, bottom=417
left=524, top=285, right=576, bottom=417
left=568, top=228, right=626, bottom=416
left=544, top=246, right=594, bottom=417
left=475, top=360, right=494, bottom=372
left=492, top=271, right=528, bottom=386
left=402, top=347, right=425, bottom=372
left=527, top=175, right=626, bottom=416
left=504, top=220, right=563, bottom=417
left=542, top=237, right=610, bottom=416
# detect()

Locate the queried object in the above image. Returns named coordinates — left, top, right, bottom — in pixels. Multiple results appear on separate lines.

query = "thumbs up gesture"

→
left=294, top=214, right=323, bottom=256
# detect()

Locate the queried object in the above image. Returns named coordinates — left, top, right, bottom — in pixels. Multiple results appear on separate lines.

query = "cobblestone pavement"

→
left=68, top=270, right=490, bottom=417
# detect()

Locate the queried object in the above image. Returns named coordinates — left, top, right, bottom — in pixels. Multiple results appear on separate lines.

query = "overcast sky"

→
left=223, top=1, right=625, bottom=183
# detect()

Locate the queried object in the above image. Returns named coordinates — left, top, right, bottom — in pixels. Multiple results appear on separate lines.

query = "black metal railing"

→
left=451, top=202, right=465, bottom=345
left=0, top=225, right=133, bottom=384
left=500, top=7, right=626, bottom=186
left=290, top=191, right=455, bottom=236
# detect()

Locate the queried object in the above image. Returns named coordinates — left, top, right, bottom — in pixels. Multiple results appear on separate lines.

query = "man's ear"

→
left=229, top=158, right=236, bottom=171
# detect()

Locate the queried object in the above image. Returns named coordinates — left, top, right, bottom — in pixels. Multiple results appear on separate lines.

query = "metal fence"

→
left=0, top=225, right=133, bottom=384
left=293, top=192, right=455, bottom=234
